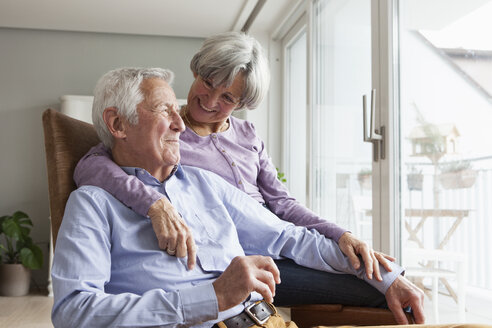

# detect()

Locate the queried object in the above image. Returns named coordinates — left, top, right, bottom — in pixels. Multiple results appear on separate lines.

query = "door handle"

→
left=363, top=89, right=385, bottom=162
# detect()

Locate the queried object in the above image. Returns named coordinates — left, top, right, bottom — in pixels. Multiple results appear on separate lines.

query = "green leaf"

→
left=20, top=226, right=31, bottom=237
left=12, top=211, right=29, bottom=221
left=20, top=245, right=43, bottom=270
left=16, top=236, right=33, bottom=251
left=1, top=211, right=36, bottom=266
left=2, top=211, right=32, bottom=242
left=275, top=168, right=287, bottom=183
left=2, top=218, right=23, bottom=240
left=18, top=217, right=33, bottom=227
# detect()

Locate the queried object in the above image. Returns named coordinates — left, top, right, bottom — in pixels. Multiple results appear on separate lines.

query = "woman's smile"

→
left=198, top=99, right=217, bottom=112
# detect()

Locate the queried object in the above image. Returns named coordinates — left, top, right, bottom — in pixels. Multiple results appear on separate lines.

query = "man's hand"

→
left=212, top=256, right=281, bottom=312
left=385, top=275, right=425, bottom=324
left=338, top=232, right=396, bottom=281
left=148, top=198, right=197, bottom=270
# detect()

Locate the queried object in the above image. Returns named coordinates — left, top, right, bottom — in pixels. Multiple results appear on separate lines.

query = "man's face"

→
left=122, top=78, right=185, bottom=175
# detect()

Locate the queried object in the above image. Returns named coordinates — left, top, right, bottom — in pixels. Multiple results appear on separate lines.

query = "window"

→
left=398, top=0, right=492, bottom=323
left=281, top=0, right=492, bottom=323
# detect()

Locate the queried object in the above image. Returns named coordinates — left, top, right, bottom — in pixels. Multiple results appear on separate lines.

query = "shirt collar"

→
left=120, top=164, right=184, bottom=185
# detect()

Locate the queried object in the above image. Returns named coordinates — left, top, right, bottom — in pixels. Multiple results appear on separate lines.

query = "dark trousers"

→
left=273, top=259, right=387, bottom=308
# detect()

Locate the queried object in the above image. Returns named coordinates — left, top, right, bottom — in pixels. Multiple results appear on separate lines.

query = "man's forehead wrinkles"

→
left=142, top=86, right=176, bottom=107
left=145, top=87, right=172, bottom=98
left=148, top=86, right=172, bottom=93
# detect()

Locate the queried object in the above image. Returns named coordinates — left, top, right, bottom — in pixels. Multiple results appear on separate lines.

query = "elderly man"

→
left=51, top=67, right=424, bottom=328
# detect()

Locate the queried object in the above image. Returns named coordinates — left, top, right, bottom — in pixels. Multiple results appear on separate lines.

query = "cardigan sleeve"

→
left=251, top=124, right=348, bottom=242
left=73, top=142, right=164, bottom=216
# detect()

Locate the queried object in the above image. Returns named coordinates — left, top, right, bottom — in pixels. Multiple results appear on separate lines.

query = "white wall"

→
left=0, top=27, right=204, bottom=287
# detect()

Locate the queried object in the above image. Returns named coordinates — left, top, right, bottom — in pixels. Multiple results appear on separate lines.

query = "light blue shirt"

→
left=52, top=165, right=403, bottom=328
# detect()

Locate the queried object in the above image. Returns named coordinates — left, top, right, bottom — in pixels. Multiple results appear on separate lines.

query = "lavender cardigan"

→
left=74, top=116, right=346, bottom=241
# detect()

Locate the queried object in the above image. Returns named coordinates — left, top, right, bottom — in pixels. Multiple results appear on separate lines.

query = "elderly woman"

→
left=74, top=32, right=394, bottom=307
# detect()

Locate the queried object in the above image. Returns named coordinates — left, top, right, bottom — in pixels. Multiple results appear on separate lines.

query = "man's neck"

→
left=149, top=165, right=175, bottom=182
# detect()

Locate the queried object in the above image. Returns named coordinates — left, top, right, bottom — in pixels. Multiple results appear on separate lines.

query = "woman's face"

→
left=186, top=72, right=244, bottom=125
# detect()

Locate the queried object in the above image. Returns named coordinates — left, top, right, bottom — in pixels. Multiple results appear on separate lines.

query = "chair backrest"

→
left=42, top=108, right=100, bottom=247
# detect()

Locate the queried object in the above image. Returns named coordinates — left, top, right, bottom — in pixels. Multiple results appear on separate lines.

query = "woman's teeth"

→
left=199, top=101, right=215, bottom=112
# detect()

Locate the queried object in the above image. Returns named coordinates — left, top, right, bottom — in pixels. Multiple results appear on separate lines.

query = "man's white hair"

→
left=92, top=67, right=174, bottom=148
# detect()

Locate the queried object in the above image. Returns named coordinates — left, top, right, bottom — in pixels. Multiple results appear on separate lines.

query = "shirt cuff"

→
left=363, top=260, right=405, bottom=295
left=179, top=283, right=219, bottom=324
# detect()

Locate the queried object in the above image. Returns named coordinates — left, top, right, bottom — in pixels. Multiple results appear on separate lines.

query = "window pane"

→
left=398, top=0, right=492, bottom=323
left=311, top=0, right=373, bottom=244
left=285, top=31, right=307, bottom=205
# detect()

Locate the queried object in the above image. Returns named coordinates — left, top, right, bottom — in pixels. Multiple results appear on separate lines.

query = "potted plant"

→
left=407, top=166, right=424, bottom=191
left=357, top=168, right=372, bottom=190
left=439, top=160, right=477, bottom=189
left=0, top=211, right=43, bottom=296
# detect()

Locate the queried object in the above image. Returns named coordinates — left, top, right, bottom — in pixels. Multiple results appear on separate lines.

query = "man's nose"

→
left=170, top=109, right=185, bottom=132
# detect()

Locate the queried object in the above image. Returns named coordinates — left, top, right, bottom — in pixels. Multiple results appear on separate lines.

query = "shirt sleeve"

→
left=252, top=124, right=348, bottom=242
left=73, top=142, right=164, bottom=216
left=218, top=177, right=403, bottom=295
left=51, top=189, right=218, bottom=328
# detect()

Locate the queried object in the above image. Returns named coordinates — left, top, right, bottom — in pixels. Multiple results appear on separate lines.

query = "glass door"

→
left=282, top=0, right=391, bottom=254
left=397, top=0, right=492, bottom=323
left=310, top=0, right=375, bottom=246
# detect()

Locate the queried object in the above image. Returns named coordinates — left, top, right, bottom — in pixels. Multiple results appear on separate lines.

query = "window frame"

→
left=281, top=13, right=309, bottom=203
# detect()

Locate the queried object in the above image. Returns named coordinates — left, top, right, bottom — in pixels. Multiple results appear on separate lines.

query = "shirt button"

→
left=212, top=134, right=217, bottom=139
left=238, top=180, right=242, bottom=185
left=231, top=162, right=236, bottom=166
left=222, top=149, right=226, bottom=152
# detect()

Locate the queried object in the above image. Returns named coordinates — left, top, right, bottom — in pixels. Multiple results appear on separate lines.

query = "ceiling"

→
left=0, top=0, right=299, bottom=38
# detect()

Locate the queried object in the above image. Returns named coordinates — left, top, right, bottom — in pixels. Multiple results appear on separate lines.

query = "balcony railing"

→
left=403, top=166, right=492, bottom=291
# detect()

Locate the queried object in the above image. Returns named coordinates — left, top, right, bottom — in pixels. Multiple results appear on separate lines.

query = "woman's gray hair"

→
left=92, top=67, right=174, bottom=148
left=190, top=32, right=270, bottom=110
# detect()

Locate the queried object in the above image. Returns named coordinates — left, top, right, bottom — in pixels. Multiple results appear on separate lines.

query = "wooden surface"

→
left=314, top=325, right=492, bottom=328
left=290, top=304, right=413, bottom=327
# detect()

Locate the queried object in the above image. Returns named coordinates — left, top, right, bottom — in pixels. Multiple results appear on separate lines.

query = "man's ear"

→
left=103, top=107, right=127, bottom=139
left=193, top=71, right=198, bottom=79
